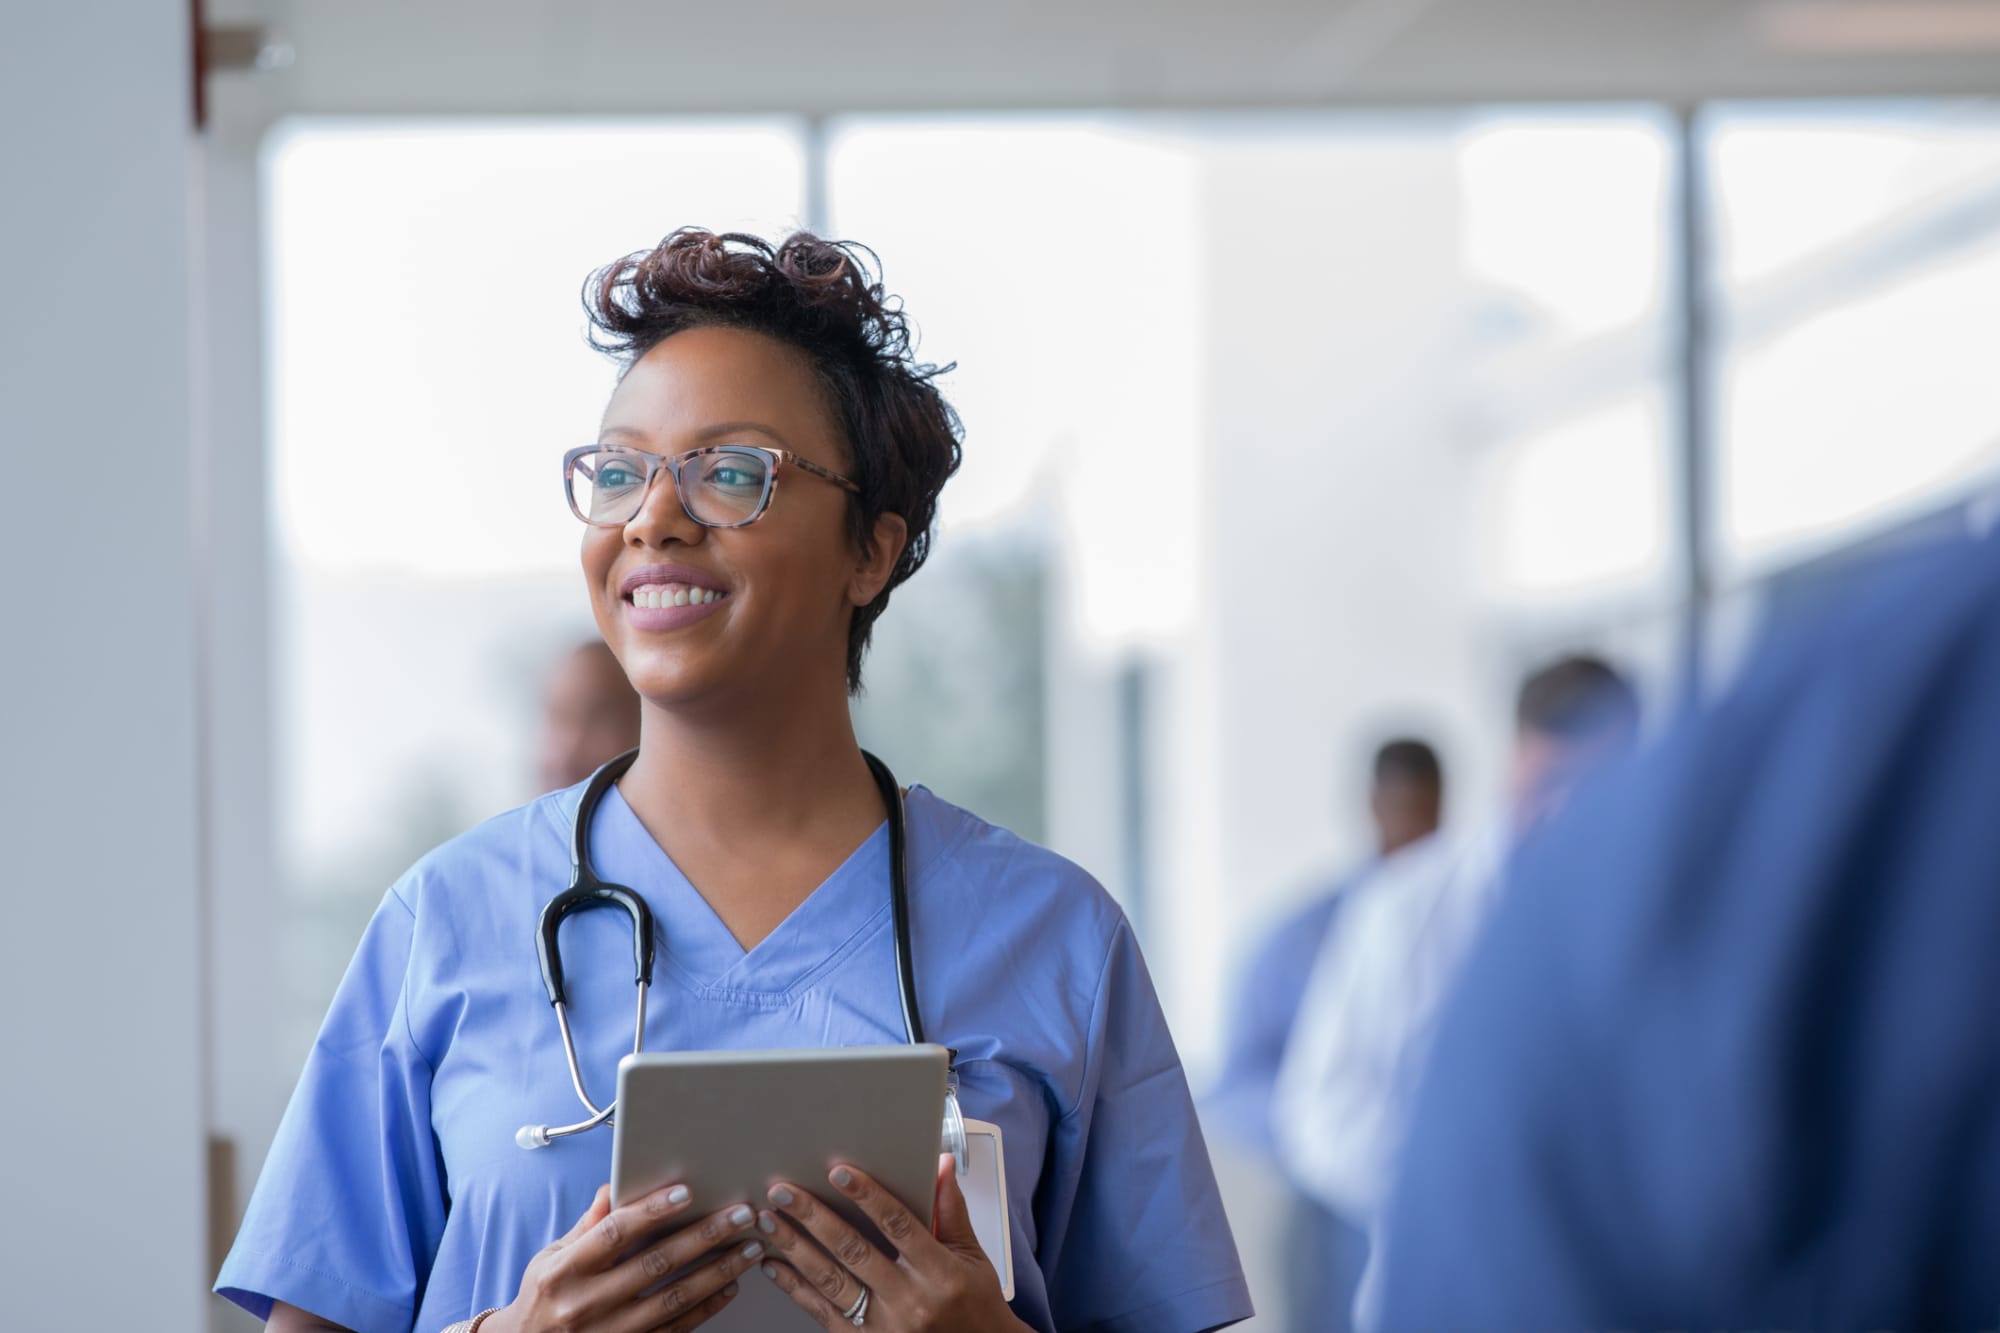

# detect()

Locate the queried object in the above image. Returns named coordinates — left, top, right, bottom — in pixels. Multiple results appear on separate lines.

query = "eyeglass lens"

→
left=569, top=447, right=774, bottom=527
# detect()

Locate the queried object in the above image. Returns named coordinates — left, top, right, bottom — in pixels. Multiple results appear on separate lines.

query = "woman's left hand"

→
left=757, top=1154, right=1028, bottom=1332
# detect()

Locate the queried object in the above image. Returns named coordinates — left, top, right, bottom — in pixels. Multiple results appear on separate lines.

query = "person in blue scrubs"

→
left=1204, top=739, right=1442, bottom=1333
left=217, top=229, right=1252, bottom=1333
left=1377, top=533, right=2000, bottom=1330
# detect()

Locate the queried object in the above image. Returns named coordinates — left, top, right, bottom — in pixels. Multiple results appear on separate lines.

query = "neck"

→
left=617, top=673, right=885, bottom=872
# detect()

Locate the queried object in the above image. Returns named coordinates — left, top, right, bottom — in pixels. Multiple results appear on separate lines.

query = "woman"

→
left=217, top=229, right=1250, bottom=1333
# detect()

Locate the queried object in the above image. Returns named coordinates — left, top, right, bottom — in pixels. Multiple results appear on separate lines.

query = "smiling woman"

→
left=583, top=229, right=962, bottom=696
left=216, top=228, right=1251, bottom=1333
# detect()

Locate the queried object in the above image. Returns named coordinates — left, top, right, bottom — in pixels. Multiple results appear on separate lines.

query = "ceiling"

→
left=211, top=0, right=2000, bottom=118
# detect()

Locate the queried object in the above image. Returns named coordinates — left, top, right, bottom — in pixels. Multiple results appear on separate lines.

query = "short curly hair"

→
left=584, top=228, right=963, bottom=694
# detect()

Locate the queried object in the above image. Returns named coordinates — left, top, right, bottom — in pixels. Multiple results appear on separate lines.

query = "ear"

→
left=849, top=512, right=908, bottom=607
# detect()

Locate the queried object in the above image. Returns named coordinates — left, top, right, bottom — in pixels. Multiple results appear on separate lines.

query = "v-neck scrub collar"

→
left=585, top=781, right=897, bottom=999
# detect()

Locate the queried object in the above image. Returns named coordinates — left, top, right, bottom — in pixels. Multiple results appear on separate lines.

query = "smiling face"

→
left=582, top=324, right=904, bottom=712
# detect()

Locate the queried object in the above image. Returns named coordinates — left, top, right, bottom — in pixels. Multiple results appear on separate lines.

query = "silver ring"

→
left=842, top=1286, right=870, bottom=1326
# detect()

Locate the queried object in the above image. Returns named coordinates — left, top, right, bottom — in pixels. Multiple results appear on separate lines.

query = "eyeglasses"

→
left=562, top=443, right=860, bottom=529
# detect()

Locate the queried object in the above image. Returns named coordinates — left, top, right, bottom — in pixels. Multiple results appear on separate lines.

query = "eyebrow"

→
left=597, top=421, right=792, bottom=447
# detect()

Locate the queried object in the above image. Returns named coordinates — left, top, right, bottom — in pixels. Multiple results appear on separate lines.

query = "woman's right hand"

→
left=488, top=1182, right=765, bottom=1333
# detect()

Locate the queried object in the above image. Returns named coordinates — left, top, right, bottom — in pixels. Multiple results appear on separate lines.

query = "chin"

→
left=615, top=647, right=728, bottom=708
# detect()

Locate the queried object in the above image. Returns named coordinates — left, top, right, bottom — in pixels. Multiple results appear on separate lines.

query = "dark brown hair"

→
left=584, top=228, right=963, bottom=693
left=1516, top=654, right=1640, bottom=743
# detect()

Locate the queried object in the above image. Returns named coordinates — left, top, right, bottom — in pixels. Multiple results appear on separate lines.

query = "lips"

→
left=617, top=563, right=731, bottom=633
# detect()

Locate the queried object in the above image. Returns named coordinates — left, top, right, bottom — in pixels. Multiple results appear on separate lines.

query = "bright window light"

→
left=1458, top=116, right=1670, bottom=340
left=266, top=120, right=806, bottom=580
left=1723, top=241, right=2000, bottom=563
left=1486, top=393, right=1672, bottom=599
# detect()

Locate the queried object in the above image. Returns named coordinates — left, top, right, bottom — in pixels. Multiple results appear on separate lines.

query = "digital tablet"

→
left=610, top=1044, right=951, bottom=1330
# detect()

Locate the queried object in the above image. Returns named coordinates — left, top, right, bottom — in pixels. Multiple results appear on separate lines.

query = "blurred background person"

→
left=1276, top=656, right=1639, bottom=1328
left=534, top=637, right=642, bottom=793
left=1379, top=535, right=2000, bottom=1331
left=1204, top=739, right=1445, bottom=1333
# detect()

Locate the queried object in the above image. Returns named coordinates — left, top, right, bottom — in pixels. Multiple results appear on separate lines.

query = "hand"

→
left=757, top=1155, right=1029, bottom=1332
left=488, top=1182, right=765, bottom=1333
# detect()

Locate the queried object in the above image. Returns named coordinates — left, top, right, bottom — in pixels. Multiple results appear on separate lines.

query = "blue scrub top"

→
left=218, top=784, right=1251, bottom=1333
left=1378, top=536, right=2000, bottom=1330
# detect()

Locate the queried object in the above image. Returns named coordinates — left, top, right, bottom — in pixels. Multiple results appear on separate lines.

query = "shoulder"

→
left=903, top=785, right=1132, bottom=989
left=908, top=785, right=1122, bottom=919
left=1336, top=829, right=1459, bottom=924
left=1242, top=880, right=1348, bottom=978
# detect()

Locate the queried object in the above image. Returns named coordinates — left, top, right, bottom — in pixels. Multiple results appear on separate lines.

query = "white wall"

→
left=0, top=3, right=209, bottom=1330
left=201, top=86, right=287, bottom=1332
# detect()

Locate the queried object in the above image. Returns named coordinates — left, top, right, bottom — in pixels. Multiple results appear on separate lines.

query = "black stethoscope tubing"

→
left=516, top=748, right=937, bottom=1149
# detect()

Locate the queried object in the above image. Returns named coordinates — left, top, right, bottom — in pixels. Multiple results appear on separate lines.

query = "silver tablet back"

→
left=611, top=1044, right=950, bottom=1331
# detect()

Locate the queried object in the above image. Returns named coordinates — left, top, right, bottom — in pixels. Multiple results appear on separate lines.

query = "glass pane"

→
left=1458, top=111, right=1673, bottom=344
left=1457, top=111, right=1677, bottom=604
left=1709, top=103, right=2000, bottom=576
left=1480, top=389, right=1674, bottom=601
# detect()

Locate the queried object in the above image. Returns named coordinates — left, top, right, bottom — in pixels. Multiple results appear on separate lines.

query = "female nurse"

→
left=216, top=229, right=1251, bottom=1333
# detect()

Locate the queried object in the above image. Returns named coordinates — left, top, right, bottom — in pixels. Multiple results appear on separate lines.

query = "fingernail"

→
left=666, top=1185, right=691, bottom=1206
left=831, top=1167, right=854, bottom=1189
left=768, top=1184, right=795, bottom=1206
left=724, top=1282, right=739, bottom=1298
left=728, top=1204, right=754, bottom=1227
left=742, top=1241, right=764, bottom=1261
left=762, top=1262, right=779, bottom=1280
left=757, top=1211, right=776, bottom=1235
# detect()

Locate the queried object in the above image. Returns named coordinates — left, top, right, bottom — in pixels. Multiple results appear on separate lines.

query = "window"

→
left=1709, top=102, right=2000, bottom=577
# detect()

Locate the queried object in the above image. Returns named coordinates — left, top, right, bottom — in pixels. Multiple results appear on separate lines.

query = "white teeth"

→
left=629, top=582, right=725, bottom=610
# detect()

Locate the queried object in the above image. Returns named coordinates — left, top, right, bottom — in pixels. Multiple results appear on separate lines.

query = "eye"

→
left=596, top=460, right=645, bottom=489
left=702, top=456, right=768, bottom=491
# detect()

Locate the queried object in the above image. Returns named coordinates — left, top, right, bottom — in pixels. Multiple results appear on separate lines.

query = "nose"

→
left=622, top=460, right=707, bottom=549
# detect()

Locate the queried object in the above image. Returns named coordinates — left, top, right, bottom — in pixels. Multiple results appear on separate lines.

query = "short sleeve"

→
left=216, top=887, right=447, bottom=1333
left=1036, top=921, right=1253, bottom=1333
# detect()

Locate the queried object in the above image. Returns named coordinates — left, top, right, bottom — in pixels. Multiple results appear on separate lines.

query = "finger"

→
left=658, top=1279, right=739, bottom=1333
left=564, top=1182, right=700, bottom=1276
left=757, top=1197, right=885, bottom=1316
left=930, top=1153, right=981, bottom=1255
left=769, top=1180, right=910, bottom=1297
left=827, top=1160, right=935, bottom=1264
left=760, top=1256, right=852, bottom=1331
left=596, top=1203, right=759, bottom=1305
left=557, top=1183, right=614, bottom=1247
left=605, top=1236, right=765, bottom=1333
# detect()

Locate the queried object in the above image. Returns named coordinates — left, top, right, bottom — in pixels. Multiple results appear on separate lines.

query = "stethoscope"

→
left=515, top=748, right=965, bottom=1169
